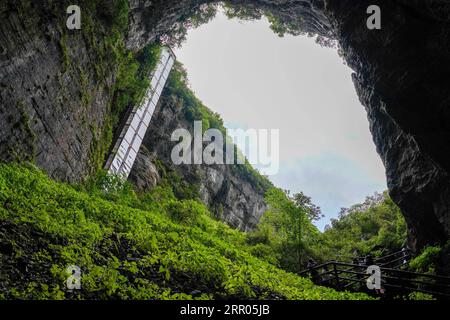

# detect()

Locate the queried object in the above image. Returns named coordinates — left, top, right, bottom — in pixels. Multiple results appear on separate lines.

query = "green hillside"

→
left=0, top=163, right=370, bottom=300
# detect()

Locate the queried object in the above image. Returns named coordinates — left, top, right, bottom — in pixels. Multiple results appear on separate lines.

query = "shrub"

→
left=166, top=199, right=208, bottom=225
left=409, top=246, right=441, bottom=274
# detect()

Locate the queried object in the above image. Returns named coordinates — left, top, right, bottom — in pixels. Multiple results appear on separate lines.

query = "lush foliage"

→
left=248, top=189, right=323, bottom=273
left=247, top=190, right=408, bottom=273
left=166, top=62, right=226, bottom=135
left=223, top=3, right=337, bottom=48
left=161, top=3, right=219, bottom=47
left=158, top=2, right=338, bottom=49
left=321, top=192, right=407, bottom=261
left=409, top=246, right=441, bottom=274
left=0, top=164, right=370, bottom=300
left=111, top=42, right=162, bottom=132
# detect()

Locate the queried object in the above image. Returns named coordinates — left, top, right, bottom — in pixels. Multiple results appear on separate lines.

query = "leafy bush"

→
left=321, top=192, right=407, bottom=261
left=409, top=246, right=441, bottom=274
left=249, top=188, right=322, bottom=272
left=166, top=199, right=208, bottom=225
left=161, top=3, right=219, bottom=47
left=77, top=170, right=139, bottom=208
left=408, top=291, right=435, bottom=300
left=112, top=43, right=161, bottom=128
left=158, top=169, right=201, bottom=201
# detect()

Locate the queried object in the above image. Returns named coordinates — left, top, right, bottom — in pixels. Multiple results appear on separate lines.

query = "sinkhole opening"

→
left=171, top=7, right=387, bottom=230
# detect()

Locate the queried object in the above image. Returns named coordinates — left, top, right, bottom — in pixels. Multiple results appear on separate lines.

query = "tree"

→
left=323, top=192, right=407, bottom=261
left=250, top=188, right=321, bottom=272
left=293, top=192, right=324, bottom=222
left=161, top=3, right=219, bottom=47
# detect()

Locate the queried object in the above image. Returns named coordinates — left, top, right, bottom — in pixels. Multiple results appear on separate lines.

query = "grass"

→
left=0, top=163, right=371, bottom=300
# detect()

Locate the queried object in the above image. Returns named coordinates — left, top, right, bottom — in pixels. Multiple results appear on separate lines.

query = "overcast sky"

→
left=174, top=10, right=387, bottom=230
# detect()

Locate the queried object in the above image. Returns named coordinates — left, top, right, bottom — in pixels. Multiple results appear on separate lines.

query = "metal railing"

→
left=299, top=250, right=450, bottom=299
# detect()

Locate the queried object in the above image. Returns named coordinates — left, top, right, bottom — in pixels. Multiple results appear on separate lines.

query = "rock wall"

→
left=0, top=1, right=115, bottom=182
left=129, top=87, right=267, bottom=231
left=325, top=0, right=450, bottom=250
left=126, top=0, right=450, bottom=250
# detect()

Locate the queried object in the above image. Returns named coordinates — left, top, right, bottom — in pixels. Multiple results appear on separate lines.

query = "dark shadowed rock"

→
left=129, top=145, right=161, bottom=193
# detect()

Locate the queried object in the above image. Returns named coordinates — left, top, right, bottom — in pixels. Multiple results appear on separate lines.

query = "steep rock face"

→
left=325, top=0, right=450, bottom=250
left=129, top=90, right=267, bottom=231
left=129, top=145, right=161, bottom=192
left=0, top=1, right=115, bottom=182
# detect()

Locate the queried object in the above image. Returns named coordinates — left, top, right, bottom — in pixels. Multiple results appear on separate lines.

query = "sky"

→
left=174, top=10, right=387, bottom=230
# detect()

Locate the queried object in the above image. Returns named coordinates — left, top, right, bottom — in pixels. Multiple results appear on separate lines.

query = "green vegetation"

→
left=89, top=36, right=161, bottom=173
left=0, top=163, right=370, bottom=300
left=58, top=33, right=70, bottom=71
left=112, top=43, right=161, bottom=130
left=162, top=3, right=219, bottom=47
left=160, top=3, right=335, bottom=48
left=321, top=192, right=407, bottom=261
left=166, top=62, right=226, bottom=135
left=245, top=190, right=408, bottom=273
left=409, top=246, right=441, bottom=275
left=160, top=2, right=306, bottom=47
left=157, top=166, right=202, bottom=202
left=408, top=291, right=435, bottom=300
left=222, top=3, right=338, bottom=49
left=223, top=4, right=296, bottom=37
left=248, top=189, right=322, bottom=273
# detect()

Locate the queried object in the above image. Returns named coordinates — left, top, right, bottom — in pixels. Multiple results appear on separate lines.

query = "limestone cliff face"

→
left=2, top=0, right=450, bottom=251
left=0, top=1, right=117, bottom=182
left=129, top=89, right=267, bottom=231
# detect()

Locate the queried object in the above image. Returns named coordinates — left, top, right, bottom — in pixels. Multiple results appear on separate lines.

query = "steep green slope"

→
left=0, top=164, right=370, bottom=300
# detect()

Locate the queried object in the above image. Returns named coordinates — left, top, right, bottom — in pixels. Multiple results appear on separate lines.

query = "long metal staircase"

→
left=104, top=47, right=176, bottom=179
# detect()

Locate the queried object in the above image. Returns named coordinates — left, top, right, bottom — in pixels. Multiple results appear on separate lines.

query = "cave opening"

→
left=132, top=0, right=450, bottom=252
left=169, top=6, right=387, bottom=230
